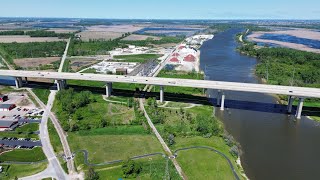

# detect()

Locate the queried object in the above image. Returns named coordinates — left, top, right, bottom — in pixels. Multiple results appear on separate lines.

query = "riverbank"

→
left=237, top=30, right=320, bottom=122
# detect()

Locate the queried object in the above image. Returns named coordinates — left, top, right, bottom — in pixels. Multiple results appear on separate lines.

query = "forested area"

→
left=68, top=39, right=126, bottom=56
left=54, top=89, right=142, bottom=131
left=0, top=30, right=73, bottom=38
left=121, top=36, right=184, bottom=46
left=25, top=30, right=73, bottom=38
left=0, top=41, right=66, bottom=59
left=239, top=43, right=320, bottom=88
left=0, top=30, right=25, bottom=35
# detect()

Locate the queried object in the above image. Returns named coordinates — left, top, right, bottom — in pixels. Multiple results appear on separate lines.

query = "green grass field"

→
left=96, top=157, right=181, bottom=180
left=113, top=54, right=162, bottom=63
left=172, top=136, right=242, bottom=180
left=48, top=119, right=64, bottom=154
left=32, top=88, right=50, bottom=104
left=68, top=133, right=163, bottom=164
left=0, top=162, right=48, bottom=180
left=16, top=123, right=39, bottom=132
left=0, top=147, right=46, bottom=162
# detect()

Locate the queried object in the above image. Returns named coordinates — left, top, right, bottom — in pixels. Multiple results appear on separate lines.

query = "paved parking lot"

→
left=0, top=139, right=42, bottom=148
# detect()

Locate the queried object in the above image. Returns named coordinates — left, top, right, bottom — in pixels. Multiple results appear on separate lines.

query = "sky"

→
left=0, top=0, right=319, bottom=19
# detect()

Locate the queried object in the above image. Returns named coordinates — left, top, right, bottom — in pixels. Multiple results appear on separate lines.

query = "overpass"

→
left=1, top=70, right=320, bottom=119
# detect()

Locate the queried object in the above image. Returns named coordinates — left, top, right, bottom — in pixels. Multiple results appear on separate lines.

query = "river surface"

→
left=200, top=29, right=320, bottom=180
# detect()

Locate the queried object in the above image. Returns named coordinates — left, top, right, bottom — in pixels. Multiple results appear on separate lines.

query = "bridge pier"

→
left=287, top=96, right=294, bottom=113
left=14, top=77, right=23, bottom=88
left=25, top=77, right=28, bottom=85
left=220, top=93, right=225, bottom=111
left=56, top=80, right=66, bottom=91
left=295, top=97, right=304, bottom=119
left=160, top=85, right=164, bottom=103
left=106, top=82, right=112, bottom=97
left=217, top=90, right=221, bottom=106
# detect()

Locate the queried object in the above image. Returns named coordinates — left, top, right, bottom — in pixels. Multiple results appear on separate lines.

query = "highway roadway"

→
left=0, top=70, right=320, bottom=98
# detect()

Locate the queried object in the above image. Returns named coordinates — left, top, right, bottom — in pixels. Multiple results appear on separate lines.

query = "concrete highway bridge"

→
left=1, top=70, right=320, bottom=119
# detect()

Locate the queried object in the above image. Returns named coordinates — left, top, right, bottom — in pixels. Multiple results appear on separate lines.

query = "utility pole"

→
left=265, top=61, right=269, bottom=82
left=290, top=67, right=296, bottom=86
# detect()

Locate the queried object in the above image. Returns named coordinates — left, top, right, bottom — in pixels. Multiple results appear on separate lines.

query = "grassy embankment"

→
left=47, top=119, right=68, bottom=173
left=0, top=147, right=46, bottom=162
left=0, top=162, right=48, bottom=180
left=146, top=69, right=244, bottom=179
left=32, top=88, right=51, bottom=104
left=238, top=31, right=320, bottom=121
left=0, top=123, right=39, bottom=139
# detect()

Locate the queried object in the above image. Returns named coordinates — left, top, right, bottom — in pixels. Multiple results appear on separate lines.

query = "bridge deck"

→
left=0, top=70, right=320, bottom=98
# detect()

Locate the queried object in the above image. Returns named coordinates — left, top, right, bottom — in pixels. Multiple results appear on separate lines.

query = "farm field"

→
left=47, top=28, right=79, bottom=33
left=66, top=57, right=101, bottom=72
left=77, top=31, right=123, bottom=41
left=122, top=34, right=162, bottom=41
left=85, top=25, right=144, bottom=33
left=0, top=35, right=66, bottom=43
left=13, top=57, right=61, bottom=69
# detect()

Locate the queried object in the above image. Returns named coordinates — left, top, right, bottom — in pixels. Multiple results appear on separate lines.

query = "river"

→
left=200, top=28, right=320, bottom=180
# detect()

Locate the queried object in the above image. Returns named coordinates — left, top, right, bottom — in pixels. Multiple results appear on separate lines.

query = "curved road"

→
left=174, top=146, right=240, bottom=180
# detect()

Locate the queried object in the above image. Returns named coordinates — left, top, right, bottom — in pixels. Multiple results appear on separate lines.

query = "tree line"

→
left=0, top=30, right=73, bottom=38
left=0, top=41, right=66, bottom=59
left=238, top=43, right=320, bottom=88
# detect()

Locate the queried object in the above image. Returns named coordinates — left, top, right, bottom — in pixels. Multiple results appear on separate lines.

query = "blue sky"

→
left=1, top=0, right=319, bottom=19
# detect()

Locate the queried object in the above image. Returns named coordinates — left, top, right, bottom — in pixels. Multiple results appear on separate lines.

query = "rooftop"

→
left=184, top=54, right=196, bottom=62
left=0, top=104, right=15, bottom=109
left=0, top=120, right=18, bottom=128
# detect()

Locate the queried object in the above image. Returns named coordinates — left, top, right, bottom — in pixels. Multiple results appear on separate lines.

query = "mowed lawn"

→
left=176, top=149, right=234, bottom=180
left=0, top=147, right=46, bottom=162
left=0, top=162, right=48, bottom=180
left=96, top=157, right=181, bottom=180
left=172, top=136, right=241, bottom=180
left=68, top=132, right=163, bottom=164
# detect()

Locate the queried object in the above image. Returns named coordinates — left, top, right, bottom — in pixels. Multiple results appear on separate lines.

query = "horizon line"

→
left=0, top=16, right=320, bottom=21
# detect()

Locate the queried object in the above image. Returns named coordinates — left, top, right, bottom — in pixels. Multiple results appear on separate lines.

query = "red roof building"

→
left=184, top=54, right=196, bottom=62
left=172, top=52, right=180, bottom=57
left=178, top=46, right=185, bottom=50
left=170, top=57, right=179, bottom=63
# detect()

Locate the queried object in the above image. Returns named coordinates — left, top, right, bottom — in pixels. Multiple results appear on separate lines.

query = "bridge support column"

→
left=15, top=77, right=23, bottom=88
left=220, top=93, right=225, bottom=111
left=287, top=96, right=294, bottom=113
left=25, top=77, right=28, bottom=85
left=106, top=82, right=112, bottom=98
left=56, top=80, right=66, bottom=91
left=295, top=97, right=304, bottom=119
left=160, top=86, right=164, bottom=103
left=217, top=90, right=221, bottom=106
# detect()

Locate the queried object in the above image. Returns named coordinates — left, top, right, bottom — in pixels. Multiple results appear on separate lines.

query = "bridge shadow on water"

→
left=23, top=81, right=320, bottom=117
